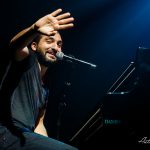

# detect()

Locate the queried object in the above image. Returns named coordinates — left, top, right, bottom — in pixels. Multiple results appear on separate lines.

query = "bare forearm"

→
left=9, top=8, right=74, bottom=52
left=10, top=24, right=38, bottom=51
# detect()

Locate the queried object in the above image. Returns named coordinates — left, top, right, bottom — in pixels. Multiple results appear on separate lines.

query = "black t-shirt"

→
left=0, top=52, right=49, bottom=131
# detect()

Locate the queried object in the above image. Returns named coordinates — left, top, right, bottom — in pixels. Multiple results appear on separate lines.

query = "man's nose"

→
left=51, top=46, right=61, bottom=53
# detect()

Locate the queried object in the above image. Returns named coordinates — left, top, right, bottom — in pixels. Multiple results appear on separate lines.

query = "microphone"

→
left=56, top=52, right=97, bottom=68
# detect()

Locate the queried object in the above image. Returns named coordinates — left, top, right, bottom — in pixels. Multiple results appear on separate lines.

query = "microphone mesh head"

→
left=56, top=52, right=64, bottom=60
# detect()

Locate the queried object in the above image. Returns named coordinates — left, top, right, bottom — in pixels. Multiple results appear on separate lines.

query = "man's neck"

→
left=38, top=63, right=48, bottom=79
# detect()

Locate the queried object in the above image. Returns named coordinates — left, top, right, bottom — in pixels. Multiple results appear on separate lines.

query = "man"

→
left=0, top=8, right=78, bottom=150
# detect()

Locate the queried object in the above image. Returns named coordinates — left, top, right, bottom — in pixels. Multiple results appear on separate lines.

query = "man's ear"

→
left=31, top=42, right=37, bottom=51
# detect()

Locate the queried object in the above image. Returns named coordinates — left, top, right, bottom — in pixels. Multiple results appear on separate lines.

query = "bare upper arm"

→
left=14, top=46, right=30, bottom=61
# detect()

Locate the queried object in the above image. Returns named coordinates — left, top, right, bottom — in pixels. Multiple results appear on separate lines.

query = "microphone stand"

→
left=56, top=62, right=73, bottom=140
left=56, top=101, right=67, bottom=140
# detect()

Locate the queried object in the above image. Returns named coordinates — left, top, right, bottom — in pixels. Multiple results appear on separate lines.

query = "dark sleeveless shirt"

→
left=0, top=52, right=49, bottom=131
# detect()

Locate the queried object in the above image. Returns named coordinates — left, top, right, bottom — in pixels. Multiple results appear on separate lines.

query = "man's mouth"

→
left=46, top=51, right=56, bottom=59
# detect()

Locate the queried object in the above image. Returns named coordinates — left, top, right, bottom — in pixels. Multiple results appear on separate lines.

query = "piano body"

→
left=70, top=47, right=150, bottom=148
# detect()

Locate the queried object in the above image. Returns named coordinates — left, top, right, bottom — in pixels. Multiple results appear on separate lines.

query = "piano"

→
left=69, top=47, right=150, bottom=149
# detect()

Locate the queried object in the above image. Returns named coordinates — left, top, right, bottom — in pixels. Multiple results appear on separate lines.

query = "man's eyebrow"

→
left=46, top=37, right=54, bottom=40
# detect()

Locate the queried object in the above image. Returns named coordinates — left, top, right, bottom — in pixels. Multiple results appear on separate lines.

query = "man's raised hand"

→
left=33, top=8, right=74, bottom=35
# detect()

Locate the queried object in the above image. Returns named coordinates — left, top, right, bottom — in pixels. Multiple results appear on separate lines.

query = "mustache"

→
left=46, top=49, right=57, bottom=56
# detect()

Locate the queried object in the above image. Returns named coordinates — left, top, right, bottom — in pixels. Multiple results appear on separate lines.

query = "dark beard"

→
left=35, top=51, right=54, bottom=67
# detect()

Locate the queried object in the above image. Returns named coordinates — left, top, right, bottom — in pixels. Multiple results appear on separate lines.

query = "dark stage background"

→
left=1, top=0, right=150, bottom=146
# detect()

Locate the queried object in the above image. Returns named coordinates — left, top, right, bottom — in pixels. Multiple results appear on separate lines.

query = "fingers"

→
left=58, top=24, right=74, bottom=30
left=51, top=9, right=74, bottom=30
left=58, top=17, right=74, bottom=25
left=51, top=9, right=73, bottom=21
left=50, top=8, right=62, bottom=17
left=56, top=12, right=71, bottom=20
left=41, top=8, right=74, bottom=32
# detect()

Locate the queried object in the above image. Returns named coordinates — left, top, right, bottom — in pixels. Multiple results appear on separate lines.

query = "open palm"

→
left=34, top=9, right=74, bottom=35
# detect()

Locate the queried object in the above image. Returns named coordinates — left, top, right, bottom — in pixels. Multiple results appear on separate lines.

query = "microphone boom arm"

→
left=64, top=54, right=97, bottom=68
left=56, top=52, right=97, bottom=68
